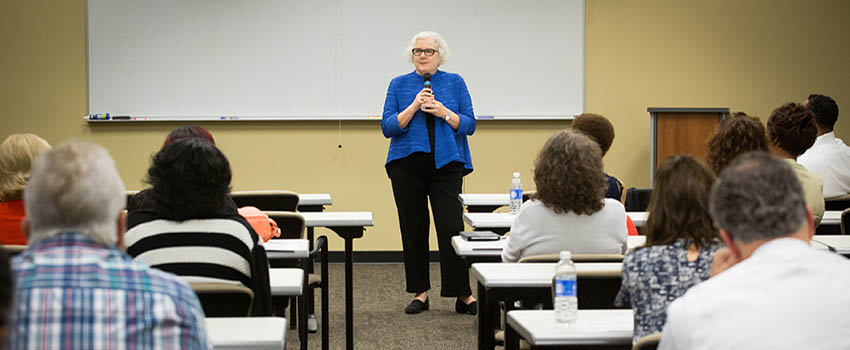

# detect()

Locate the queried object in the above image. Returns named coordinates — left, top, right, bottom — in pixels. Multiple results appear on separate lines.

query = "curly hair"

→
left=533, top=129, right=607, bottom=215
left=164, top=125, right=215, bottom=146
left=0, top=133, right=51, bottom=201
left=706, top=112, right=769, bottom=175
left=644, top=155, right=717, bottom=250
left=571, top=113, right=615, bottom=156
left=806, top=93, right=839, bottom=131
left=146, top=138, right=234, bottom=220
left=767, top=102, right=817, bottom=157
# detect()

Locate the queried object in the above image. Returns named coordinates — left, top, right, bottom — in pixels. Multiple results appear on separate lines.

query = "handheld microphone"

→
left=423, top=73, right=432, bottom=91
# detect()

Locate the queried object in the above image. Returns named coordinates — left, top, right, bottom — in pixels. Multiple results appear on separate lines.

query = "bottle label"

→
left=510, top=189, right=522, bottom=200
left=554, top=278, right=576, bottom=297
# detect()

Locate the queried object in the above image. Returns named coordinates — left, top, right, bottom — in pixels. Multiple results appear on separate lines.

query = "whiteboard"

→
left=87, top=0, right=584, bottom=120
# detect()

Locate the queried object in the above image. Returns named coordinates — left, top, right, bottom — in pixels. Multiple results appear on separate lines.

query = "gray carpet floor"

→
left=284, top=263, right=478, bottom=350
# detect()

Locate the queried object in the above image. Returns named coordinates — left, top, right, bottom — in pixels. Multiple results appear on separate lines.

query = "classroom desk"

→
left=265, top=239, right=310, bottom=260
left=504, top=310, right=633, bottom=350
left=206, top=317, right=287, bottom=350
left=813, top=235, right=850, bottom=255
left=822, top=210, right=842, bottom=226
left=460, top=193, right=511, bottom=213
left=452, top=236, right=646, bottom=264
left=300, top=211, right=372, bottom=350
left=297, top=193, right=332, bottom=212
left=471, top=262, right=623, bottom=350
left=463, top=212, right=648, bottom=234
left=269, top=268, right=307, bottom=350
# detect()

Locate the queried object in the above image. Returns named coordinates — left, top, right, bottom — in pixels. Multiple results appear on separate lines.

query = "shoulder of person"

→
left=601, top=198, right=626, bottom=215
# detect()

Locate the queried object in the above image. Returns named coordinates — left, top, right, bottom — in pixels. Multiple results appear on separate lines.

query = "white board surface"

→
left=87, top=0, right=584, bottom=120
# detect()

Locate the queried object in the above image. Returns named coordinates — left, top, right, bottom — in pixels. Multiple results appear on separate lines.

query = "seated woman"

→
left=614, top=155, right=722, bottom=343
left=0, top=134, right=51, bottom=245
left=125, top=137, right=272, bottom=316
left=767, top=103, right=825, bottom=225
left=502, top=130, right=627, bottom=262
left=571, top=113, right=626, bottom=202
left=706, top=112, right=770, bottom=175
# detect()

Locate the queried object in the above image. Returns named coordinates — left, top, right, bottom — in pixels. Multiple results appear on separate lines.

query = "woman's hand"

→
left=413, top=88, right=434, bottom=109
left=420, top=99, right=447, bottom=117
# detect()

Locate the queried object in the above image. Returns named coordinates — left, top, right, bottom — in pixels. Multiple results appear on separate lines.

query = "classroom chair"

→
left=825, top=194, right=850, bottom=211
left=231, top=190, right=300, bottom=212
left=191, top=282, right=254, bottom=317
left=633, top=332, right=662, bottom=350
left=625, top=187, right=653, bottom=212
left=842, top=208, right=849, bottom=235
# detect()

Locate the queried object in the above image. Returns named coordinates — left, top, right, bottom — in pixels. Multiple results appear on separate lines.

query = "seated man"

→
left=7, top=142, right=208, bottom=348
left=659, top=152, right=850, bottom=349
left=798, top=94, right=850, bottom=199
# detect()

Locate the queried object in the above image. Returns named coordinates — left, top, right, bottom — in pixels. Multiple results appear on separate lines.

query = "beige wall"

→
left=2, top=0, right=848, bottom=251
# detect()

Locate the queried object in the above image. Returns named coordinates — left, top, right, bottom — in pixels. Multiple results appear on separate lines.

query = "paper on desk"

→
left=575, top=315, right=633, bottom=332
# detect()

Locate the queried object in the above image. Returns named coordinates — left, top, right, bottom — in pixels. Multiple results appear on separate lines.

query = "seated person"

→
left=502, top=130, right=627, bottom=262
left=8, top=142, right=207, bottom=348
left=659, top=152, right=850, bottom=349
left=571, top=113, right=626, bottom=202
left=615, top=155, right=722, bottom=343
left=706, top=112, right=770, bottom=175
left=798, top=94, right=850, bottom=199
left=767, top=103, right=825, bottom=225
left=0, top=133, right=50, bottom=245
left=126, top=137, right=273, bottom=316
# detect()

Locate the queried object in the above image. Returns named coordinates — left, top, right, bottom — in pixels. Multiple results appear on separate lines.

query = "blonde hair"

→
left=0, top=134, right=51, bottom=201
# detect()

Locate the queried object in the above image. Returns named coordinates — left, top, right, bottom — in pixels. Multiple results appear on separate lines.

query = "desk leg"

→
left=345, top=237, right=354, bottom=350
left=478, top=282, right=492, bottom=350
left=504, top=321, right=519, bottom=350
left=300, top=274, right=309, bottom=350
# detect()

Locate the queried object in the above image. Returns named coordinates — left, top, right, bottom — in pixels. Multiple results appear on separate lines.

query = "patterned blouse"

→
left=614, top=238, right=722, bottom=343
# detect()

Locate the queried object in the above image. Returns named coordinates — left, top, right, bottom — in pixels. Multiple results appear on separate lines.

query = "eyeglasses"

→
left=412, top=48, right=437, bottom=57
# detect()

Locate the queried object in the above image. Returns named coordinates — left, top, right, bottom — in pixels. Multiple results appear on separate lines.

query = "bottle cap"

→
left=513, top=172, right=520, bottom=177
left=560, top=251, right=571, bottom=261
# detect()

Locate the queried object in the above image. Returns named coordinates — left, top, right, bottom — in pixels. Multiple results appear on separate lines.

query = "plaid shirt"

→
left=7, top=232, right=209, bottom=349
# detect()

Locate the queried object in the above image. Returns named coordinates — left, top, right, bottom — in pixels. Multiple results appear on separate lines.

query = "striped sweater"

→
left=126, top=210, right=273, bottom=316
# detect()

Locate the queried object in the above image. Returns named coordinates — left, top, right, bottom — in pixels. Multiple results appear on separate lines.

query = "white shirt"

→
left=659, top=238, right=850, bottom=350
left=501, top=198, right=627, bottom=262
left=798, top=132, right=850, bottom=198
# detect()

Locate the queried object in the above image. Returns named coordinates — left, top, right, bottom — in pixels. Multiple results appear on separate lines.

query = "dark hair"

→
left=710, top=151, right=807, bottom=243
left=533, top=129, right=607, bottom=215
left=0, top=251, right=11, bottom=331
left=706, top=112, right=770, bottom=175
left=164, top=126, right=215, bottom=146
left=644, top=155, right=717, bottom=250
left=807, top=94, right=839, bottom=131
left=767, top=103, right=817, bottom=157
left=571, top=113, right=615, bottom=156
left=146, top=138, right=233, bottom=220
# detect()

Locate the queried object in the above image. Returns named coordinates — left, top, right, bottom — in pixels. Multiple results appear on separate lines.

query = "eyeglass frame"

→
left=411, top=48, right=438, bottom=57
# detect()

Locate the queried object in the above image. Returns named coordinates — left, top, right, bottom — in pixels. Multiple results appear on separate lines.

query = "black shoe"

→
left=405, top=298, right=429, bottom=314
left=455, top=298, right=477, bottom=315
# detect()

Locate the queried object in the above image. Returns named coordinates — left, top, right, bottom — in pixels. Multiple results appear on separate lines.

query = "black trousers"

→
left=388, top=152, right=471, bottom=297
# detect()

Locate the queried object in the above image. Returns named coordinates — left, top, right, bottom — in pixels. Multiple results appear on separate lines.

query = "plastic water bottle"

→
left=509, top=172, right=522, bottom=214
left=553, top=251, right=577, bottom=326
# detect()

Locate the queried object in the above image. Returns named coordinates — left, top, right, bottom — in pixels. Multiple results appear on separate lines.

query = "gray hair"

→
left=24, top=141, right=126, bottom=246
left=405, top=31, right=450, bottom=66
left=709, top=151, right=807, bottom=243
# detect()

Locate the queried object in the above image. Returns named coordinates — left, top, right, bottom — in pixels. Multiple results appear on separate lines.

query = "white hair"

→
left=24, top=141, right=126, bottom=246
left=405, top=31, right=450, bottom=66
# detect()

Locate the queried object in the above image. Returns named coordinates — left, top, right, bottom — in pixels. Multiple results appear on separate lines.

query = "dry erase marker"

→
left=112, top=115, right=131, bottom=120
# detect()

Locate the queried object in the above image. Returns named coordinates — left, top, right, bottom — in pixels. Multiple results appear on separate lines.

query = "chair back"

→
left=1, top=245, right=27, bottom=256
left=231, top=190, right=300, bottom=211
left=826, top=194, right=850, bottom=211
left=625, top=187, right=652, bottom=212
left=264, top=211, right=305, bottom=240
left=191, top=282, right=254, bottom=317
left=633, top=333, right=662, bottom=350
left=842, top=208, right=850, bottom=235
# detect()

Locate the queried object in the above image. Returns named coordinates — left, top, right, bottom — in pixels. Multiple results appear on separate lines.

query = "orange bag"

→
left=238, top=206, right=281, bottom=242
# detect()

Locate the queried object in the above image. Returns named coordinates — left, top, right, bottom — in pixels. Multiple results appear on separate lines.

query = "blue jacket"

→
left=381, top=70, right=475, bottom=172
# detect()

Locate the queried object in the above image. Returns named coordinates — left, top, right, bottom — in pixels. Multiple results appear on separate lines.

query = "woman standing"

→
left=381, top=31, right=477, bottom=314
